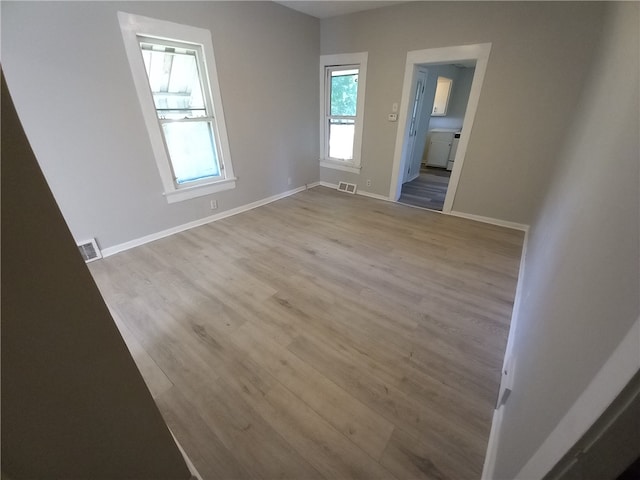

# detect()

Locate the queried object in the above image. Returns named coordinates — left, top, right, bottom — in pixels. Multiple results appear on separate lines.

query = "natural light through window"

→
left=328, top=67, right=358, bottom=160
left=140, top=40, right=219, bottom=185
left=320, top=52, right=367, bottom=174
left=118, top=12, right=236, bottom=203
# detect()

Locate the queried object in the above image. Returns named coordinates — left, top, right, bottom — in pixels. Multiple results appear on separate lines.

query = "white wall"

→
left=1, top=1, right=319, bottom=250
left=492, top=2, right=640, bottom=477
left=319, top=2, right=604, bottom=224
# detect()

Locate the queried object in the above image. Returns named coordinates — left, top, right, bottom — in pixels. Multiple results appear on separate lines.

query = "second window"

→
left=320, top=53, right=367, bottom=173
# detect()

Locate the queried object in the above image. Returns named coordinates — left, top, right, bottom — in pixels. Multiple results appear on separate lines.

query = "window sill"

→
left=164, top=177, right=237, bottom=203
left=320, top=160, right=361, bottom=174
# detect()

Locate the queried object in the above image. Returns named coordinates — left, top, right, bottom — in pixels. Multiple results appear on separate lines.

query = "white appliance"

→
left=447, top=132, right=461, bottom=171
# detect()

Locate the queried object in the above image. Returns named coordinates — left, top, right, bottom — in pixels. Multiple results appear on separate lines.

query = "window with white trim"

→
left=320, top=53, right=367, bottom=174
left=118, top=12, right=236, bottom=203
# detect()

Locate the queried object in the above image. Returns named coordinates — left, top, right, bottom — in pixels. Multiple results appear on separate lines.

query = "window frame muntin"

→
left=325, top=65, right=358, bottom=162
left=139, top=36, right=222, bottom=187
left=118, top=12, right=236, bottom=203
left=326, top=64, right=359, bottom=121
left=319, top=52, right=368, bottom=174
left=139, top=36, right=212, bottom=121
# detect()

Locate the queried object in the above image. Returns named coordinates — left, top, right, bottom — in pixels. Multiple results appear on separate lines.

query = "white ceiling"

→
left=275, top=1, right=405, bottom=19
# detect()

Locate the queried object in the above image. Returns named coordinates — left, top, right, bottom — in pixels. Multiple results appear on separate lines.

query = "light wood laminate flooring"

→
left=89, top=186, right=524, bottom=480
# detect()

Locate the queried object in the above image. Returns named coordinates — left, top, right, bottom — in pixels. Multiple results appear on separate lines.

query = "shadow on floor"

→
left=398, top=167, right=451, bottom=211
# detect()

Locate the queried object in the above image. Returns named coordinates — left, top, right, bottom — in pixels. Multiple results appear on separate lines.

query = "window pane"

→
left=140, top=43, right=206, bottom=119
left=161, top=121, right=220, bottom=184
left=330, top=68, right=358, bottom=117
left=328, top=119, right=355, bottom=160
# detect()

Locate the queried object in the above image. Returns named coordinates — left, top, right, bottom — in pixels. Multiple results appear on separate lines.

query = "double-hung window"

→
left=320, top=53, right=368, bottom=174
left=119, top=12, right=236, bottom=203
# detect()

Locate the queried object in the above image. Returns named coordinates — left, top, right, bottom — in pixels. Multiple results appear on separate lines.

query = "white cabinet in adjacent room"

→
left=425, top=131, right=454, bottom=168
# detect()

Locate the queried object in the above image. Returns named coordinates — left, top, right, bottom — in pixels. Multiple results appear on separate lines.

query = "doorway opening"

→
left=398, top=62, right=475, bottom=210
left=389, top=44, right=491, bottom=213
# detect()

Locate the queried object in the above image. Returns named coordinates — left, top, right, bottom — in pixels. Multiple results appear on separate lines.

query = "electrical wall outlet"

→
left=366, top=179, right=372, bottom=187
left=287, top=177, right=292, bottom=186
left=210, top=199, right=218, bottom=210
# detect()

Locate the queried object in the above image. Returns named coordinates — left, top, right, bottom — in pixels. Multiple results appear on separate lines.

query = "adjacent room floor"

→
left=89, top=186, right=524, bottom=479
left=398, top=166, right=451, bottom=211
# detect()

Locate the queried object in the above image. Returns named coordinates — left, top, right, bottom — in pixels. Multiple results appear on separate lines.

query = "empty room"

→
left=2, top=1, right=638, bottom=479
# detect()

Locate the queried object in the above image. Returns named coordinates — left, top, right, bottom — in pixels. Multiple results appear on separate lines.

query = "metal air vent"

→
left=337, top=181, right=357, bottom=194
left=77, top=238, right=102, bottom=263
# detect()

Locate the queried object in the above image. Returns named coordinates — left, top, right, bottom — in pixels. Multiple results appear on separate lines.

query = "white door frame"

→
left=389, top=43, right=492, bottom=212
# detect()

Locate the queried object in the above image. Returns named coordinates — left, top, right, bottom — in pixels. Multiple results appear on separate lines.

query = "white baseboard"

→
left=481, top=405, right=505, bottom=480
left=482, top=227, right=530, bottom=480
left=169, top=428, right=203, bottom=480
left=319, top=183, right=530, bottom=233
left=316, top=181, right=390, bottom=201
left=356, top=189, right=390, bottom=201
left=101, top=184, right=312, bottom=257
left=515, top=315, right=640, bottom=479
left=449, top=210, right=529, bottom=232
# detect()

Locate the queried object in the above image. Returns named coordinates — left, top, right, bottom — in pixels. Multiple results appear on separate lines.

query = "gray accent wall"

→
left=493, top=2, right=640, bottom=477
left=2, top=1, right=609, bottom=243
left=319, top=2, right=605, bottom=224
left=1, top=1, right=320, bottom=250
